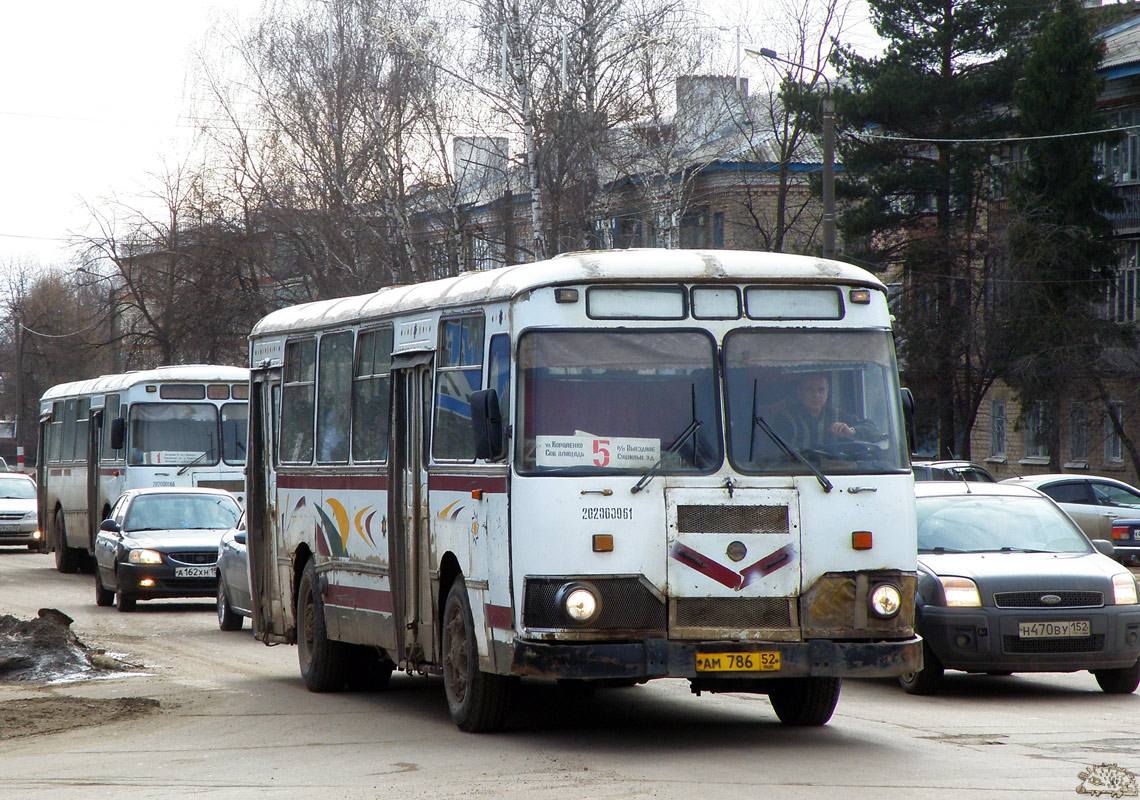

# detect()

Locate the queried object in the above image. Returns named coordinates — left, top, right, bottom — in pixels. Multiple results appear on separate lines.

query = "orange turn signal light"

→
left=593, top=534, right=614, bottom=552
left=852, top=531, right=873, bottom=550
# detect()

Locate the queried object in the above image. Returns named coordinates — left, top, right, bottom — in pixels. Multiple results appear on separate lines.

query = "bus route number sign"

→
left=695, top=651, right=780, bottom=672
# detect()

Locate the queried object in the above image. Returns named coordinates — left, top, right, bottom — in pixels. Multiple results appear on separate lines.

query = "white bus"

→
left=38, top=365, right=249, bottom=573
left=245, top=249, right=921, bottom=731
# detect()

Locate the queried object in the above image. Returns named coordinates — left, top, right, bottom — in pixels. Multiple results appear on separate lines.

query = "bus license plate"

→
left=695, top=652, right=780, bottom=672
left=1018, top=620, right=1090, bottom=639
left=174, top=566, right=217, bottom=578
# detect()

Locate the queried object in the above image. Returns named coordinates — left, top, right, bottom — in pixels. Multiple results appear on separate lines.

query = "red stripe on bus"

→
left=670, top=541, right=744, bottom=590
left=428, top=475, right=508, bottom=493
left=277, top=474, right=389, bottom=491
left=324, top=583, right=393, bottom=613
left=484, top=603, right=513, bottom=630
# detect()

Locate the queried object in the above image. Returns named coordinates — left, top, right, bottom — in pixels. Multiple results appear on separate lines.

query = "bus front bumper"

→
left=512, top=635, right=923, bottom=681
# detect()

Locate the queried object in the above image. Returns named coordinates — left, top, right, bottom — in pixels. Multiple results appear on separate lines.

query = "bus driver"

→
left=768, top=372, right=875, bottom=451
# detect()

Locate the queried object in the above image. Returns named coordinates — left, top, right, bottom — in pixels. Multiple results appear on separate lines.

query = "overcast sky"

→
left=0, top=0, right=880, bottom=271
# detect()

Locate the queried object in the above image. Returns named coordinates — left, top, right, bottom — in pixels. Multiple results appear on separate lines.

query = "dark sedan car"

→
left=94, top=488, right=242, bottom=612
left=217, top=513, right=251, bottom=631
left=903, top=482, right=1140, bottom=695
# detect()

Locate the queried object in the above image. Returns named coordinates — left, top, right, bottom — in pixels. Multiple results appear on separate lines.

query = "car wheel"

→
left=442, top=577, right=515, bottom=732
left=899, top=640, right=944, bottom=695
left=217, top=581, right=244, bottom=631
left=296, top=558, right=347, bottom=691
left=115, top=590, right=136, bottom=612
left=94, top=571, right=115, bottom=607
left=1092, top=658, right=1140, bottom=694
left=53, top=509, right=81, bottom=574
left=767, top=677, right=841, bottom=726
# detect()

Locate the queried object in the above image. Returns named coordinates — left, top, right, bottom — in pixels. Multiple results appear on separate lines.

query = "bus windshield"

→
left=128, top=403, right=221, bottom=467
left=723, top=330, right=908, bottom=475
left=516, top=330, right=722, bottom=475
left=221, top=402, right=248, bottom=465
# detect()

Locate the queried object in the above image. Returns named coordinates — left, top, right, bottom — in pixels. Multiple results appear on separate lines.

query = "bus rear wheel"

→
left=297, top=559, right=347, bottom=691
left=53, top=509, right=81, bottom=574
left=767, top=677, right=841, bottom=726
left=442, top=577, right=514, bottom=732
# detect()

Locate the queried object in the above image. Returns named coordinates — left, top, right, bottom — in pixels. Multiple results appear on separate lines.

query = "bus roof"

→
left=41, top=364, right=250, bottom=403
left=249, top=249, right=886, bottom=338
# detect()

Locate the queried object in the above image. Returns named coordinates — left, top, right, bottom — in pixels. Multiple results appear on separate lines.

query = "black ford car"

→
left=902, top=482, right=1140, bottom=695
left=94, top=488, right=242, bottom=612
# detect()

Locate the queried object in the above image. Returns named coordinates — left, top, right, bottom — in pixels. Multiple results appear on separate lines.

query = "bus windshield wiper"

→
left=752, top=414, right=833, bottom=494
left=177, top=448, right=216, bottom=476
left=630, top=418, right=702, bottom=495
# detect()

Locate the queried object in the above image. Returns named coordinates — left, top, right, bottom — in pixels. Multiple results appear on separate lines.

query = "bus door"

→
left=665, top=488, right=802, bottom=637
left=36, top=413, right=49, bottom=540
left=388, top=354, right=434, bottom=666
left=85, top=408, right=102, bottom=554
left=248, top=368, right=285, bottom=640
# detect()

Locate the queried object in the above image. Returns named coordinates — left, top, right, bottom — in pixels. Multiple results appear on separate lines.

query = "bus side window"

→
left=101, top=394, right=122, bottom=463
left=316, top=331, right=353, bottom=464
left=352, top=327, right=393, bottom=463
left=281, top=339, right=316, bottom=464
left=49, top=402, right=63, bottom=463
left=487, top=334, right=510, bottom=457
left=433, top=316, right=484, bottom=461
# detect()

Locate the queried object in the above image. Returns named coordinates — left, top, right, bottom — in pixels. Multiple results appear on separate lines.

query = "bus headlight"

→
left=128, top=549, right=163, bottom=565
left=869, top=583, right=902, bottom=618
left=556, top=583, right=600, bottom=624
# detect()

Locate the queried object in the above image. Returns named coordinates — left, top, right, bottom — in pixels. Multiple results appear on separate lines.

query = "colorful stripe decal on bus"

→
left=428, top=475, right=507, bottom=494
left=277, top=474, right=389, bottom=491
left=325, top=584, right=393, bottom=614
left=670, top=541, right=795, bottom=590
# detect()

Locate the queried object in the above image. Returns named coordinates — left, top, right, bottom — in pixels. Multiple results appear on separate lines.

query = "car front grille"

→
left=0, top=512, right=27, bottom=521
left=168, top=551, right=217, bottom=566
left=1003, top=634, right=1104, bottom=654
left=994, top=591, right=1103, bottom=609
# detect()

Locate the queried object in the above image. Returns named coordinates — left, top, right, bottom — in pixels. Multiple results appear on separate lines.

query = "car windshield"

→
left=723, top=329, right=908, bottom=475
left=916, top=494, right=1092, bottom=554
left=0, top=478, right=35, bottom=499
left=124, top=494, right=241, bottom=532
left=515, top=330, right=722, bottom=475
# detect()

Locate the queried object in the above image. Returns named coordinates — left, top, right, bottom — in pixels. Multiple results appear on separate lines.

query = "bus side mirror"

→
left=469, top=389, right=505, bottom=461
left=900, top=387, right=917, bottom=455
left=110, top=418, right=125, bottom=451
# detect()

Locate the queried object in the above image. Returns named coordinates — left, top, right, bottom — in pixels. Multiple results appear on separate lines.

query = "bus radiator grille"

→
left=523, top=576, right=666, bottom=631
left=675, top=505, right=789, bottom=534
left=673, top=597, right=794, bottom=630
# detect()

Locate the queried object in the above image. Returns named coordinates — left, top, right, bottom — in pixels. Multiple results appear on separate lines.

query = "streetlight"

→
left=745, top=47, right=836, bottom=259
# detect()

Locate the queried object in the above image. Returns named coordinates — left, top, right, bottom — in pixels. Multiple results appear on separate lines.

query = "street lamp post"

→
left=745, top=47, right=836, bottom=259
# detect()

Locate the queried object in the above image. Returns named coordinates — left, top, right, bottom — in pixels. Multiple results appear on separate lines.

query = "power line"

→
left=857, top=126, right=1128, bottom=145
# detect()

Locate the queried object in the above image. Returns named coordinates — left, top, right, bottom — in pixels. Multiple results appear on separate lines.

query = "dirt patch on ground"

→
left=0, top=695, right=161, bottom=739
left=0, top=609, right=139, bottom=682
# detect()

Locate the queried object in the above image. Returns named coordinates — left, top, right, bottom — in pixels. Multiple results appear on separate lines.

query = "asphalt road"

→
left=1, top=548, right=1136, bottom=799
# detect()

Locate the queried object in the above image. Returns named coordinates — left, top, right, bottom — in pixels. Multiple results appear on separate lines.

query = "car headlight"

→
left=1113, top=573, right=1139, bottom=606
left=128, top=549, right=163, bottom=565
left=938, top=576, right=981, bottom=607
left=556, top=583, right=600, bottom=624
left=21, top=511, right=36, bottom=522
left=869, top=583, right=902, bottom=618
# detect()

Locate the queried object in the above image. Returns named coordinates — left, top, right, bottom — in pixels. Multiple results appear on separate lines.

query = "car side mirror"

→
left=1091, top=539, right=1115, bottom=558
left=234, top=531, right=247, bottom=545
left=469, top=388, right=505, bottom=461
left=100, top=519, right=121, bottom=533
left=109, top=417, right=126, bottom=451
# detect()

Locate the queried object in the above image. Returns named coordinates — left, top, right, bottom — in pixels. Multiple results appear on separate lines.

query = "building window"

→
left=1024, top=401, right=1049, bottom=459
left=680, top=207, right=709, bottom=248
left=1069, top=402, right=1088, bottom=463
left=1112, top=241, right=1140, bottom=323
left=712, top=212, right=725, bottom=248
left=990, top=399, right=1006, bottom=458
left=1105, top=402, right=1125, bottom=463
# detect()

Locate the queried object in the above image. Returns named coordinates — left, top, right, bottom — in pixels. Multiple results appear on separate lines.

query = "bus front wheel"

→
left=767, top=677, right=841, bottom=726
left=442, top=577, right=514, bottom=732
left=296, top=559, right=347, bottom=692
left=53, top=509, right=81, bottom=574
